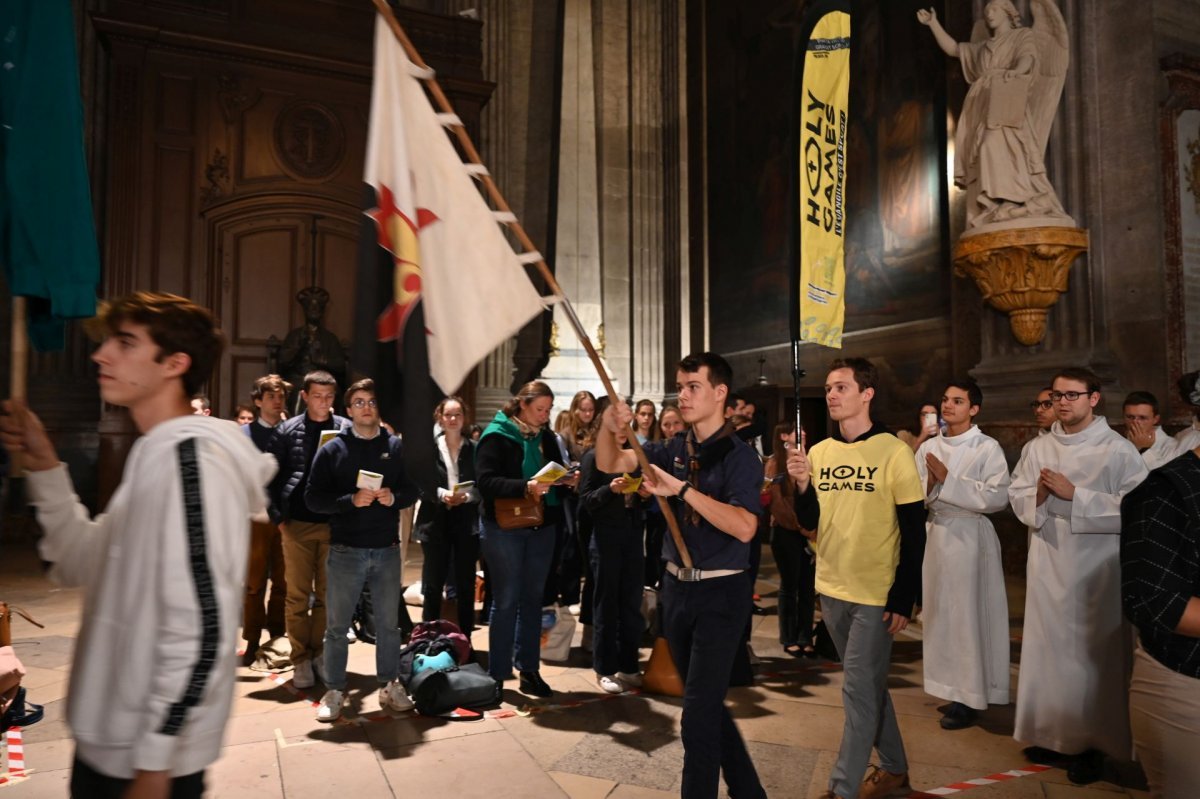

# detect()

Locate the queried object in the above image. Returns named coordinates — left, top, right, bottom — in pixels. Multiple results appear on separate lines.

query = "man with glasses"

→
left=268, top=370, right=348, bottom=689
left=1009, top=368, right=1148, bottom=784
left=1029, top=387, right=1056, bottom=435
left=306, top=379, right=419, bottom=721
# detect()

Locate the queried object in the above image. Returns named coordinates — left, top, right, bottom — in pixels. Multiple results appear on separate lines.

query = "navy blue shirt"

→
left=305, top=428, right=420, bottom=548
left=242, top=419, right=276, bottom=453
left=643, top=429, right=763, bottom=570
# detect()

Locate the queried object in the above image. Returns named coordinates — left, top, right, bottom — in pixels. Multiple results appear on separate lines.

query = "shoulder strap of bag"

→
left=0, top=604, right=45, bottom=649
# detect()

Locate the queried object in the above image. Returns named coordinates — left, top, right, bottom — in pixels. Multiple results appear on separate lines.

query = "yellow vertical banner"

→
left=798, top=9, right=850, bottom=349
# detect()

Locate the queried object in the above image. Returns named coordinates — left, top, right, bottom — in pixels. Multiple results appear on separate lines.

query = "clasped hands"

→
left=1035, top=468, right=1075, bottom=505
left=352, top=487, right=395, bottom=507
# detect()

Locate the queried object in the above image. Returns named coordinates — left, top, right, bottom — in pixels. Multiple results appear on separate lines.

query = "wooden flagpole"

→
left=9, top=297, right=28, bottom=473
left=370, top=0, right=695, bottom=569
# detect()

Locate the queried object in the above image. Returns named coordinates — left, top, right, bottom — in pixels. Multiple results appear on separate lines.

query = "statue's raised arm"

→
left=921, top=0, right=1075, bottom=233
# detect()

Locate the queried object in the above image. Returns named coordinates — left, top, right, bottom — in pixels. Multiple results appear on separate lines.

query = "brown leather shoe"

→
left=859, top=764, right=911, bottom=799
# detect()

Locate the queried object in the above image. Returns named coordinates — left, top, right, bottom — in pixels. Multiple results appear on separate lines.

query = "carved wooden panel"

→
left=211, top=207, right=359, bottom=413
left=151, top=145, right=197, bottom=297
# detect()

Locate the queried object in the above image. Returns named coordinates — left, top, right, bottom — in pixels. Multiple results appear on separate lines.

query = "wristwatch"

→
left=677, top=482, right=692, bottom=500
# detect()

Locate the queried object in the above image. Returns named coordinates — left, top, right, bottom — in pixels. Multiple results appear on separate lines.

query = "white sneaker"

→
left=568, top=603, right=582, bottom=617
left=597, top=674, right=624, bottom=694
left=380, top=680, right=414, bottom=712
left=617, top=671, right=643, bottom=688
left=316, top=689, right=344, bottom=722
left=346, top=627, right=357, bottom=643
left=293, top=659, right=315, bottom=689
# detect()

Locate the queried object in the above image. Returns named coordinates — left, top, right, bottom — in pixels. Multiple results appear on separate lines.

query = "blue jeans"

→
left=323, top=543, right=402, bottom=690
left=479, top=517, right=556, bottom=678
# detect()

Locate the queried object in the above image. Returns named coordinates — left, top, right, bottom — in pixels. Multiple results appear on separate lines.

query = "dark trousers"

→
left=577, top=508, right=595, bottom=626
left=421, top=525, right=480, bottom=631
left=71, top=757, right=204, bottom=799
left=589, top=518, right=644, bottom=675
left=643, top=513, right=666, bottom=588
left=771, top=526, right=815, bottom=647
left=243, top=519, right=287, bottom=646
left=554, top=494, right=584, bottom=606
left=662, top=571, right=766, bottom=799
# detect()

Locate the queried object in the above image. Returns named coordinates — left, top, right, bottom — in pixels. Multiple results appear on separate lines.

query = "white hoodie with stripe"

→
left=27, top=415, right=277, bottom=779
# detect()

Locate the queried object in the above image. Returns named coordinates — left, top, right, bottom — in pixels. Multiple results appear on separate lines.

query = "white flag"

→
left=364, top=19, right=545, bottom=394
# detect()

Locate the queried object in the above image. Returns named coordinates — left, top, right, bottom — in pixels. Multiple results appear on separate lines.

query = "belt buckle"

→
left=676, top=567, right=702, bottom=582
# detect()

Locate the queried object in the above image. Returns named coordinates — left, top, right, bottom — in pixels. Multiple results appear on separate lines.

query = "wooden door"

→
left=210, top=202, right=360, bottom=416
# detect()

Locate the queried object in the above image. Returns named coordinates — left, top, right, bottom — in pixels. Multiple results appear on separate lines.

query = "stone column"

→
left=541, top=0, right=619, bottom=412
left=628, top=0, right=666, bottom=405
left=444, top=0, right=561, bottom=421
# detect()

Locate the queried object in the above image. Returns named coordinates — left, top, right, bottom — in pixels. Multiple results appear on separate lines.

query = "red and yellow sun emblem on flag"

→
left=368, top=183, right=440, bottom=342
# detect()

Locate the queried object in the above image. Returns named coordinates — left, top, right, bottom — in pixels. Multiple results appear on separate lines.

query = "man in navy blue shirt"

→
left=306, top=378, right=420, bottom=722
left=597, top=352, right=766, bottom=799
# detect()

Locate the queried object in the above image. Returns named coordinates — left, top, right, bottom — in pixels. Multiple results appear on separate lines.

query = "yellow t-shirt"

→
left=810, top=432, right=924, bottom=606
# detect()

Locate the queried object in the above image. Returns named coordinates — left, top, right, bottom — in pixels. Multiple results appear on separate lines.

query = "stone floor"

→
left=0, top=540, right=1149, bottom=799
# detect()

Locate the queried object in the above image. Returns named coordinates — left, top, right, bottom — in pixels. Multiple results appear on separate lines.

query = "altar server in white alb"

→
left=1009, top=367, right=1149, bottom=785
left=1172, top=371, right=1200, bottom=452
left=915, top=378, right=1011, bottom=732
left=1122, top=391, right=1182, bottom=471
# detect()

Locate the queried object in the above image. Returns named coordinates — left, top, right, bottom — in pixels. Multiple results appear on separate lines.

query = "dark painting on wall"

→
left=706, top=0, right=950, bottom=353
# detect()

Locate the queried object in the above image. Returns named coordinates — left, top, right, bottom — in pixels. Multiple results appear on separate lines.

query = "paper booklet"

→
left=356, top=470, right=384, bottom=491
left=532, top=461, right=570, bottom=484
left=318, top=429, right=340, bottom=449
left=452, top=480, right=475, bottom=494
left=620, top=473, right=643, bottom=494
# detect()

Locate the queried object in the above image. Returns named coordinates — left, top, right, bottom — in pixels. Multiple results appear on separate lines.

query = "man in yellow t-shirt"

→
left=788, top=358, right=926, bottom=799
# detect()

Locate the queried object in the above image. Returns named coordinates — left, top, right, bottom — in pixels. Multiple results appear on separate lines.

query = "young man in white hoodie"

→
left=0, top=292, right=276, bottom=799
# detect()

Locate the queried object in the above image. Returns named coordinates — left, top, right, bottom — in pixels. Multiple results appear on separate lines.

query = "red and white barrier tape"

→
left=906, top=764, right=1053, bottom=798
left=0, top=726, right=29, bottom=788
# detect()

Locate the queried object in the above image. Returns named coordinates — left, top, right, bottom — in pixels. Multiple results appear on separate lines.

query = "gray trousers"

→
left=822, top=595, right=908, bottom=798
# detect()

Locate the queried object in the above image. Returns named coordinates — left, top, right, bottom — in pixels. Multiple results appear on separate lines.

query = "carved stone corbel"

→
left=953, top=227, right=1089, bottom=346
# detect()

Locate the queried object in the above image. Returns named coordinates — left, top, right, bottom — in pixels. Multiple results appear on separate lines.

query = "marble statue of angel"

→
left=918, top=0, right=1075, bottom=233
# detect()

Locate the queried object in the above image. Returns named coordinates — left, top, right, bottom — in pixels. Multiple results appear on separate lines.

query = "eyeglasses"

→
left=351, top=398, right=378, bottom=409
left=1050, top=391, right=1093, bottom=402
left=1029, top=400, right=1053, bottom=410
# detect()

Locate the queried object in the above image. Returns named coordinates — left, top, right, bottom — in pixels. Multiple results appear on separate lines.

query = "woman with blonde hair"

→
left=561, top=390, right=599, bottom=462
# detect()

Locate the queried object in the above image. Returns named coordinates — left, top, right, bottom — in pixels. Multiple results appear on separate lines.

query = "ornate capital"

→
left=953, top=227, right=1089, bottom=346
